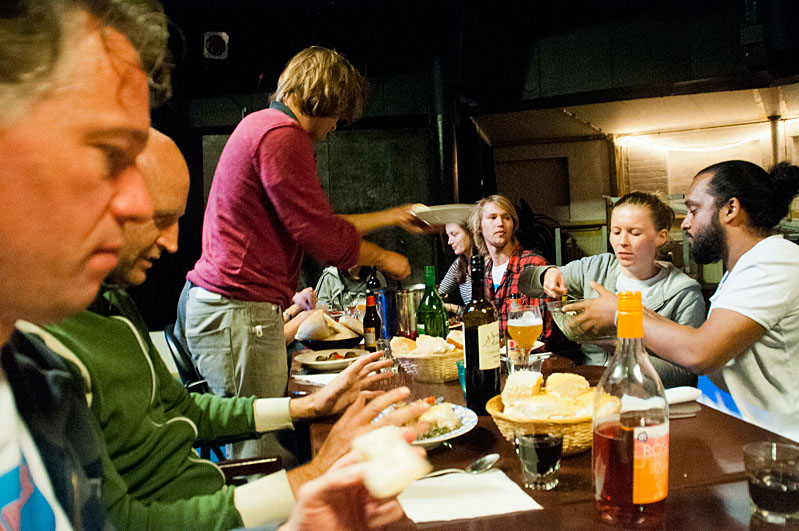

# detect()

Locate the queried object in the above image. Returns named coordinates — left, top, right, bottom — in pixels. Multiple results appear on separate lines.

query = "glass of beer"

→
left=507, top=304, right=544, bottom=365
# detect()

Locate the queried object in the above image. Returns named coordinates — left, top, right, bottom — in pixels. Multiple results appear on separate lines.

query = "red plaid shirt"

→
left=485, top=248, right=555, bottom=344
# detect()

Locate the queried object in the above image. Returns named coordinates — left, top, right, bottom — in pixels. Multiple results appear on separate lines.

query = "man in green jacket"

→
left=22, top=129, right=425, bottom=530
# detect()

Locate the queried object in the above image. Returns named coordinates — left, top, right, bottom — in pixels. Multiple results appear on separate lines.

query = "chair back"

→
left=164, top=323, right=210, bottom=394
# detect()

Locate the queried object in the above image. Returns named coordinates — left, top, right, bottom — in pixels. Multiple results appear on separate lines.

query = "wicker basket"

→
left=485, top=395, right=593, bottom=456
left=396, top=349, right=463, bottom=383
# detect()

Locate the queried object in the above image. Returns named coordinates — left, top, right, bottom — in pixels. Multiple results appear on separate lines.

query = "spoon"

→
left=423, top=453, right=500, bottom=479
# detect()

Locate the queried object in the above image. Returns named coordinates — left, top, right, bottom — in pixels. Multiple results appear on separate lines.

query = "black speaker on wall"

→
left=203, top=31, right=229, bottom=60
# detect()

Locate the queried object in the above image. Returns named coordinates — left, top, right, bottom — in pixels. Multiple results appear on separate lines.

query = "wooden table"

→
left=290, top=354, right=795, bottom=529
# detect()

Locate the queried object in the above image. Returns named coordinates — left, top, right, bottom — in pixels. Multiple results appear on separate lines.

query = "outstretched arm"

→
left=566, top=282, right=765, bottom=374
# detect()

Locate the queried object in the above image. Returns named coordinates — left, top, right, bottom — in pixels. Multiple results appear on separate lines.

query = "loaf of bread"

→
left=339, top=315, right=364, bottom=336
left=505, top=394, right=576, bottom=420
left=295, top=310, right=331, bottom=340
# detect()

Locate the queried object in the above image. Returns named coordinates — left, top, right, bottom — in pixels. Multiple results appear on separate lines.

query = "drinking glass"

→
left=507, top=304, right=544, bottom=367
left=744, top=441, right=799, bottom=525
left=456, top=359, right=466, bottom=397
left=514, top=425, right=563, bottom=490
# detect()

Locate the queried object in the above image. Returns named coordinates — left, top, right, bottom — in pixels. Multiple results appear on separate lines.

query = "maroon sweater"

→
left=188, top=107, right=360, bottom=308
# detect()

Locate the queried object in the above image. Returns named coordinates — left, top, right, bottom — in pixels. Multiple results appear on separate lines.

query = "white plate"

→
left=374, top=404, right=478, bottom=449
left=410, top=204, right=473, bottom=226
left=295, top=348, right=369, bottom=371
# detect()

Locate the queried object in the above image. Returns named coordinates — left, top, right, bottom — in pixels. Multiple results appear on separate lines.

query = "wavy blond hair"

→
left=469, top=195, right=519, bottom=256
left=273, top=46, right=364, bottom=123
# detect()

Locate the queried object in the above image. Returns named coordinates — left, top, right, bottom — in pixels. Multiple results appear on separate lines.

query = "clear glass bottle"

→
left=593, top=291, right=669, bottom=528
left=416, top=265, right=449, bottom=338
left=463, top=256, right=501, bottom=415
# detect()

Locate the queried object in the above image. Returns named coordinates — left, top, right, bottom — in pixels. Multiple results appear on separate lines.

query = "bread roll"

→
left=573, top=388, right=596, bottom=417
left=390, top=336, right=417, bottom=356
left=411, top=335, right=453, bottom=355
left=339, top=315, right=364, bottom=336
left=504, top=394, right=568, bottom=420
left=446, top=330, right=464, bottom=349
left=544, top=373, right=590, bottom=399
left=351, top=426, right=432, bottom=498
left=296, top=310, right=331, bottom=340
left=501, top=370, right=543, bottom=407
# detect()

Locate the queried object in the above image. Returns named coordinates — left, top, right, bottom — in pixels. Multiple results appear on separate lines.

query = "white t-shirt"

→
left=492, top=261, right=508, bottom=290
left=0, top=376, right=71, bottom=529
left=616, top=265, right=667, bottom=299
left=705, top=235, right=799, bottom=441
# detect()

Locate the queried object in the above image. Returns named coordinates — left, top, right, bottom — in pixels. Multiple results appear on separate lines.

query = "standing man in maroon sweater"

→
left=178, top=46, right=421, bottom=461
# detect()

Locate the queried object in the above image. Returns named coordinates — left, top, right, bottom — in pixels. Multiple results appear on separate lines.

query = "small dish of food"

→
left=374, top=398, right=478, bottom=449
left=295, top=348, right=369, bottom=371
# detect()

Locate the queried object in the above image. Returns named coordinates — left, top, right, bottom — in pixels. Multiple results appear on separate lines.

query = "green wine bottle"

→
left=416, top=265, right=449, bottom=338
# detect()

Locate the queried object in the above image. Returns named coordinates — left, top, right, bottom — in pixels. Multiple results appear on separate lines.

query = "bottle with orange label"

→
left=363, top=295, right=381, bottom=352
left=593, top=291, right=668, bottom=527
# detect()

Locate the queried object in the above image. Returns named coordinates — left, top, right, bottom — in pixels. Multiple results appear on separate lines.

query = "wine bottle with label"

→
left=463, top=255, right=500, bottom=415
left=363, top=295, right=381, bottom=352
left=593, top=291, right=668, bottom=528
left=416, top=265, right=449, bottom=338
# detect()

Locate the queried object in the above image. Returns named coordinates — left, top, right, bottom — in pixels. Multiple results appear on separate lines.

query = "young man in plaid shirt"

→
left=469, top=195, right=556, bottom=345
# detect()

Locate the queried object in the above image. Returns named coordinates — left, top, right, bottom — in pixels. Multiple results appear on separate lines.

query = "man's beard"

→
left=689, top=214, right=726, bottom=264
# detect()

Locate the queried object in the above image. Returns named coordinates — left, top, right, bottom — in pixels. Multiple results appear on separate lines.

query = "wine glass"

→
left=507, top=304, right=545, bottom=370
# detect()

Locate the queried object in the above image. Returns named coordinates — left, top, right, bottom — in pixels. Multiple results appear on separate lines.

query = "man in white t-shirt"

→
left=568, top=160, right=799, bottom=440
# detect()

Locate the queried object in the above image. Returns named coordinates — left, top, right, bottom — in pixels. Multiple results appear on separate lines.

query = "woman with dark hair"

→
left=438, top=221, right=475, bottom=316
left=519, top=192, right=704, bottom=387
left=567, top=161, right=799, bottom=440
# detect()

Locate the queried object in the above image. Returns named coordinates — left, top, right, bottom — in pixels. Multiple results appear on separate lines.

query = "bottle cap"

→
left=617, top=291, right=643, bottom=338
left=366, top=295, right=376, bottom=306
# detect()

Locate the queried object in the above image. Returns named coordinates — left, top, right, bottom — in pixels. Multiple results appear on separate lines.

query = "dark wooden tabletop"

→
left=289, top=351, right=794, bottom=529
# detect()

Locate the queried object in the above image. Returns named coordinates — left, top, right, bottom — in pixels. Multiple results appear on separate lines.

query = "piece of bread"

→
left=296, top=310, right=331, bottom=340
left=501, top=370, right=543, bottom=407
left=323, top=313, right=358, bottom=338
left=390, top=336, right=417, bottom=356
left=544, top=372, right=590, bottom=399
left=595, top=393, right=622, bottom=421
left=504, top=394, right=570, bottom=420
left=339, top=315, right=364, bottom=336
left=411, top=335, right=453, bottom=355
left=446, top=330, right=464, bottom=349
left=573, top=388, right=596, bottom=417
left=351, top=426, right=432, bottom=498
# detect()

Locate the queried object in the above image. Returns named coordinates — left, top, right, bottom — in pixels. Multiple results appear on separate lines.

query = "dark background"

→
left=134, top=0, right=799, bottom=330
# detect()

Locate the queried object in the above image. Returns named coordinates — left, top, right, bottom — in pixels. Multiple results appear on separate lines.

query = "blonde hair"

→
left=273, top=46, right=364, bottom=123
left=469, top=195, right=519, bottom=256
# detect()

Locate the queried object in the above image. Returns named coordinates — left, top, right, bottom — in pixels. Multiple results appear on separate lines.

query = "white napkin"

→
left=398, top=469, right=541, bottom=522
left=665, top=386, right=701, bottom=405
left=620, top=386, right=701, bottom=411
left=291, top=373, right=338, bottom=386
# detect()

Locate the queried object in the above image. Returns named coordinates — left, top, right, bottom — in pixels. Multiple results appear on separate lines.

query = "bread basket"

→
left=396, top=349, right=463, bottom=383
left=485, top=395, right=592, bottom=455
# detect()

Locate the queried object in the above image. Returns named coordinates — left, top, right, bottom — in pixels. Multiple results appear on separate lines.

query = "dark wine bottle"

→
left=463, top=255, right=500, bottom=415
left=366, top=266, right=381, bottom=298
left=363, top=295, right=381, bottom=352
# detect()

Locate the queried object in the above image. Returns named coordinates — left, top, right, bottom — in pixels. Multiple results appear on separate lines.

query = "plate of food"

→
left=295, top=348, right=369, bottom=371
left=374, top=399, right=478, bottom=449
left=409, top=204, right=473, bottom=226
